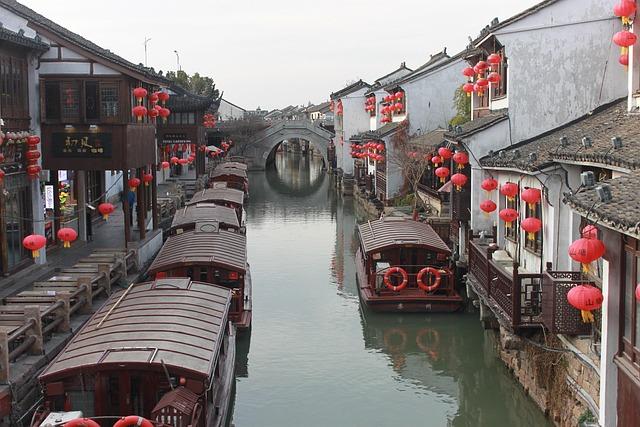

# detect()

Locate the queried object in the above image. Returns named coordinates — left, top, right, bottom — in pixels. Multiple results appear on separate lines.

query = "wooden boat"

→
left=170, top=203, right=243, bottom=235
left=147, top=228, right=252, bottom=330
left=209, top=166, right=248, bottom=195
left=186, top=188, right=245, bottom=223
left=356, top=217, right=462, bottom=312
left=31, top=279, right=236, bottom=427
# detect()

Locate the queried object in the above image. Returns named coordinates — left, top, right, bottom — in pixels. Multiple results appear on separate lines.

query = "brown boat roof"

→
left=187, top=188, right=244, bottom=206
left=148, top=229, right=247, bottom=274
left=39, top=279, right=231, bottom=382
left=219, top=161, right=248, bottom=171
left=358, top=217, right=451, bottom=254
left=171, top=204, right=240, bottom=231
left=209, top=167, right=248, bottom=180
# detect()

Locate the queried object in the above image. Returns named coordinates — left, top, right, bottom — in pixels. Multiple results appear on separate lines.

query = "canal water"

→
left=232, top=151, right=551, bottom=427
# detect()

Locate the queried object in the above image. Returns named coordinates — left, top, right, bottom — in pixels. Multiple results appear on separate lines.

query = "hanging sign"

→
left=52, top=133, right=112, bottom=158
left=45, top=185, right=54, bottom=209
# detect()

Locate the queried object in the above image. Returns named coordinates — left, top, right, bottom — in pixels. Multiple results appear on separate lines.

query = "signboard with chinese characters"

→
left=45, top=185, right=54, bottom=209
left=162, top=133, right=191, bottom=144
left=52, top=133, right=112, bottom=158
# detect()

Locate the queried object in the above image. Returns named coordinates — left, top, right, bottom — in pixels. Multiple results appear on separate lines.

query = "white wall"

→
left=334, top=87, right=370, bottom=175
left=218, top=99, right=246, bottom=121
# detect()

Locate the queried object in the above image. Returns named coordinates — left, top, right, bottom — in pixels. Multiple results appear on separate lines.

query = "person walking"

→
left=127, top=189, right=136, bottom=227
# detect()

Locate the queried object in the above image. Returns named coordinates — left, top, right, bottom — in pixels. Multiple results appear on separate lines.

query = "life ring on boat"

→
left=416, top=267, right=442, bottom=292
left=64, top=419, right=100, bottom=427
left=113, top=415, right=153, bottom=427
left=416, top=328, right=440, bottom=361
left=383, top=267, right=408, bottom=291
left=383, top=328, right=407, bottom=353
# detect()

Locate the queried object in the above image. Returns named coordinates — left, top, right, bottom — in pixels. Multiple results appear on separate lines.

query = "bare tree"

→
left=221, top=117, right=270, bottom=157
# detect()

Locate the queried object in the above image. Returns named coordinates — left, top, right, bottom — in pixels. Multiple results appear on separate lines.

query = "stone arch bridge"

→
left=232, top=120, right=334, bottom=170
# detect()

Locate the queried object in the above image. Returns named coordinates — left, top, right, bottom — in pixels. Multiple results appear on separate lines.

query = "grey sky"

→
left=21, top=0, right=541, bottom=110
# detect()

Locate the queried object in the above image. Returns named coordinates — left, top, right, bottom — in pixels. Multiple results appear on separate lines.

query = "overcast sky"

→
left=21, top=0, right=541, bottom=110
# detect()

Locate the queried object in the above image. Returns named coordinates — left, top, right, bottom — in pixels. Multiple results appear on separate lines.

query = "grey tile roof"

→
left=167, top=84, right=218, bottom=113
left=350, top=122, right=400, bottom=141
left=0, top=25, right=48, bottom=50
left=0, top=0, right=169, bottom=84
left=564, top=172, right=640, bottom=237
left=409, top=129, right=447, bottom=149
left=331, top=79, right=371, bottom=99
left=480, top=99, right=637, bottom=172
left=445, top=110, right=508, bottom=141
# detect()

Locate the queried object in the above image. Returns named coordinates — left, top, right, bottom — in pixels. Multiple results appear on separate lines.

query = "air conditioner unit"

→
left=611, top=136, right=623, bottom=149
left=582, top=137, right=592, bottom=148
left=596, top=184, right=612, bottom=203
left=580, top=171, right=595, bottom=187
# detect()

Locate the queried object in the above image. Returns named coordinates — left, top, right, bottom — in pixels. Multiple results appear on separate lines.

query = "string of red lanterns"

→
left=462, top=54, right=502, bottom=97
left=613, top=1, right=638, bottom=66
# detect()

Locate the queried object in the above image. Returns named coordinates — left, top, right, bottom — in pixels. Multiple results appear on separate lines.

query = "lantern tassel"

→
left=63, top=241, right=70, bottom=248
left=102, top=214, right=109, bottom=221
left=581, top=262, right=591, bottom=273
left=580, top=310, right=595, bottom=323
left=528, top=232, right=535, bottom=241
left=32, top=249, right=39, bottom=258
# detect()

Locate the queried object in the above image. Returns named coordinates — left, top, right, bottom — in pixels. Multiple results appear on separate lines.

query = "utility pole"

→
left=174, top=50, right=181, bottom=71
left=144, top=37, right=152, bottom=66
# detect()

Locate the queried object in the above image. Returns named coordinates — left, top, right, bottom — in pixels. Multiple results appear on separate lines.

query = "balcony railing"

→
left=468, top=238, right=593, bottom=334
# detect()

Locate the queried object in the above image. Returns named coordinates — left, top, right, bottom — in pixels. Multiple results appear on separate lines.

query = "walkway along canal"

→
left=231, top=151, right=551, bottom=427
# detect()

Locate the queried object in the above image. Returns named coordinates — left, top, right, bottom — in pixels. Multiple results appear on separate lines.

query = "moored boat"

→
left=31, top=279, right=236, bottom=427
left=209, top=164, right=248, bottom=196
left=356, top=217, right=462, bottom=312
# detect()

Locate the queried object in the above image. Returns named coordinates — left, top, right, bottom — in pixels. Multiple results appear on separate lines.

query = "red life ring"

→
left=383, top=267, right=408, bottom=291
left=416, top=267, right=442, bottom=292
left=64, top=419, right=100, bottom=427
left=113, top=416, right=154, bottom=427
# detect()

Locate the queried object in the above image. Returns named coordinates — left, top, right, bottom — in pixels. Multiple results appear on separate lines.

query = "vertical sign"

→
left=45, top=185, right=54, bottom=209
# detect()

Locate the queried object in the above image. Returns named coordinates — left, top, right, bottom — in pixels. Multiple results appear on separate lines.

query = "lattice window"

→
left=61, top=81, right=80, bottom=120
left=621, top=236, right=640, bottom=370
left=100, top=83, right=119, bottom=119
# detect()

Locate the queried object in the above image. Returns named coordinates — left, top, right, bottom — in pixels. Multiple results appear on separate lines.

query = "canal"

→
left=232, top=151, right=551, bottom=427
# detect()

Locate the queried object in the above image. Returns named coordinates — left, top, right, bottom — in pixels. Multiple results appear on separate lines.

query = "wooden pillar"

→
left=151, top=163, right=159, bottom=230
left=136, top=167, right=146, bottom=240
left=0, top=183, right=7, bottom=273
left=77, top=170, right=87, bottom=242
left=52, top=170, right=61, bottom=240
left=122, top=170, right=131, bottom=248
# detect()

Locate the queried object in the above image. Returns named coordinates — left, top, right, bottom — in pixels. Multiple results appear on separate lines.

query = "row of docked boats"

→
left=32, top=161, right=251, bottom=427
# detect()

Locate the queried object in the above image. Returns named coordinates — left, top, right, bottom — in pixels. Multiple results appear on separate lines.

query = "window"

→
left=61, top=81, right=81, bottom=120
left=492, top=48, right=508, bottom=98
left=43, top=79, right=121, bottom=122
left=505, top=194, right=519, bottom=241
left=100, top=83, right=119, bottom=119
left=44, top=81, right=61, bottom=119
left=0, top=54, right=28, bottom=120
left=621, top=237, right=640, bottom=372
left=85, top=81, right=99, bottom=120
left=524, top=201, right=542, bottom=253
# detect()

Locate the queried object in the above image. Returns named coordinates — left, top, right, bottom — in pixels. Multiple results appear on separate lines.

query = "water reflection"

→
left=232, top=151, right=550, bottom=427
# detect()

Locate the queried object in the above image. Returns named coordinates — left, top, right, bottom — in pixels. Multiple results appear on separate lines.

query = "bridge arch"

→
left=235, top=120, right=334, bottom=170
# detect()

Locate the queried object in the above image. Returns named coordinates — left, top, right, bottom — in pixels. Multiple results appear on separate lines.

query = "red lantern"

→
left=481, top=178, right=498, bottom=192
left=178, top=158, right=188, bottom=165
left=23, top=234, right=46, bottom=258
left=133, top=87, right=148, bottom=103
left=26, top=164, right=41, bottom=179
left=98, top=202, right=115, bottom=220
left=157, top=91, right=170, bottom=105
left=452, top=151, right=469, bottom=169
left=581, top=225, right=598, bottom=239
left=620, top=53, right=630, bottom=66
left=636, top=283, right=640, bottom=301
left=27, top=135, right=40, bottom=147
left=159, top=107, right=171, bottom=123
left=438, top=147, right=452, bottom=160
left=0, top=169, right=5, bottom=184
left=26, top=150, right=41, bottom=161
left=462, top=83, right=474, bottom=96
left=132, top=105, right=147, bottom=121
left=567, top=285, right=603, bottom=323
left=394, top=103, right=403, bottom=112
left=128, top=177, right=141, bottom=191
left=487, top=72, right=501, bottom=85
left=462, top=67, right=475, bottom=79
left=474, top=83, right=487, bottom=96
left=474, top=61, right=488, bottom=75
left=376, top=144, right=385, bottom=151
left=569, top=236, right=606, bottom=273
left=431, top=155, right=442, bottom=166
left=487, top=53, right=501, bottom=68
left=451, top=173, right=467, bottom=190
left=395, top=91, right=403, bottom=100
left=500, top=182, right=519, bottom=200
left=499, top=208, right=519, bottom=227
left=170, top=156, right=179, bottom=165
left=149, top=92, right=159, bottom=104
left=148, top=108, right=159, bottom=120
left=480, top=199, right=497, bottom=214
left=378, top=155, right=385, bottom=163
left=435, top=166, right=450, bottom=183
left=521, top=187, right=541, bottom=208
left=476, top=77, right=489, bottom=88
left=614, top=0, right=637, bottom=22
left=613, top=30, right=637, bottom=48
left=142, top=173, right=154, bottom=186
left=521, top=217, right=542, bottom=241
left=57, top=227, right=78, bottom=248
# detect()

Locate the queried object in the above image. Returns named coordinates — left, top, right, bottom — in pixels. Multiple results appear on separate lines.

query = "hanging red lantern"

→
left=147, top=108, right=159, bottom=120
left=474, top=61, right=489, bottom=75
left=620, top=53, right=630, bottom=66
left=435, top=166, right=450, bottom=183
left=149, top=92, right=159, bottom=104
left=500, top=182, right=519, bottom=200
left=57, top=227, right=78, bottom=248
left=438, top=147, right=452, bottom=160
left=476, top=77, right=489, bottom=88
left=581, top=225, right=598, bottom=239
left=27, top=135, right=40, bottom=147
left=376, top=143, right=384, bottom=151
left=613, top=30, right=637, bottom=51
left=487, top=72, right=501, bottom=85
left=178, top=158, right=188, bottom=165
left=462, top=82, right=474, bottom=96
left=26, top=164, right=41, bottom=179
left=159, top=107, right=171, bottom=123
left=480, top=199, right=497, bottom=214
left=487, top=53, right=502, bottom=68
left=23, top=234, right=46, bottom=258
left=26, top=150, right=41, bottom=161
left=170, top=156, right=179, bottom=165
left=636, top=283, right=640, bottom=301
left=142, top=172, right=154, bottom=186
left=132, top=87, right=148, bottom=103
left=98, top=202, right=115, bottom=220
left=462, top=67, right=475, bottom=80
left=157, top=91, right=170, bottom=105
left=450, top=173, right=467, bottom=191
left=521, top=217, right=542, bottom=241
left=161, top=161, right=170, bottom=170
left=395, top=91, right=404, bottom=101
left=499, top=208, right=519, bottom=227
left=452, top=151, right=469, bottom=169
left=394, top=103, right=403, bottom=112
left=431, top=155, right=442, bottom=166
left=614, top=0, right=637, bottom=24
left=128, top=177, right=141, bottom=191
left=132, top=105, right=147, bottom=122
left=569, top=236, right=606, bottom=273
left=474, top=83, right=487, bottom=96
left=481, top=178, right=498, bottom=192
left=567, top=285, right=603, bottom=323
left=521, top=187, right=541, bottom=208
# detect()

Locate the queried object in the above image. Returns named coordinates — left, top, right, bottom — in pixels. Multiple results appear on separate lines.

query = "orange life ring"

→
left=383, top=328, right=407, bottom=352
left=113, top=416, right=153, bottom=427
left=416, top=267, right=442, bottom=292
left=64, top=419, right=100, bottom=427
left=416, top=328, right=440, bottom=361
left=383, top=267, right=408, bottom=291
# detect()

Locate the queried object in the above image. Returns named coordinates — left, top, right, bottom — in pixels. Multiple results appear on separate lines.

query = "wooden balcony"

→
left=468, top=238, right=592, bottom=334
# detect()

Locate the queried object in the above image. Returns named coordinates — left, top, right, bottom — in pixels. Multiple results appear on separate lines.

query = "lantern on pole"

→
left=57, top=228, right=78, bottom=248
left=98, top=202, right=115, bottom=220
left=23, top=234, right=46, bottom=258
left=567, top=285, right=603, bottom=323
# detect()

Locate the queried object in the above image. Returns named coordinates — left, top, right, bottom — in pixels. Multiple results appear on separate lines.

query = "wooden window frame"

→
left=492, top=47, right=508, bottom=99
left=42, top=78, right=124, bottom=124
left=0, top=53, right=29, bottom=120
left=620, top=236, right=640, bottom=373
